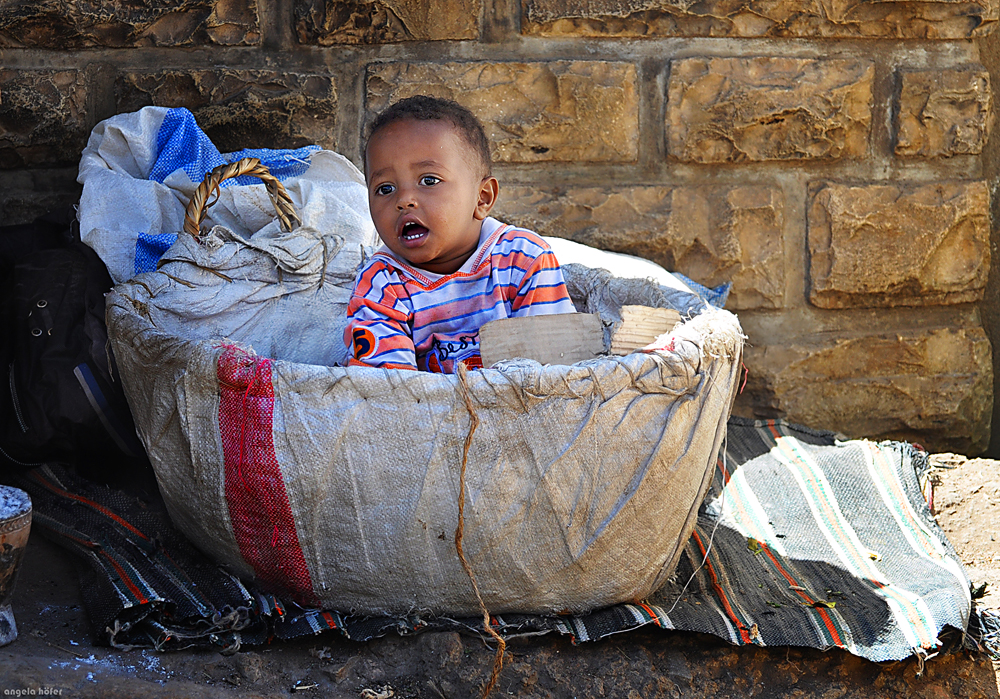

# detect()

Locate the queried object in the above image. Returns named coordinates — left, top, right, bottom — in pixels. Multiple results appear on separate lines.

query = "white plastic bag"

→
left=77, top=106, right=377, bottom=287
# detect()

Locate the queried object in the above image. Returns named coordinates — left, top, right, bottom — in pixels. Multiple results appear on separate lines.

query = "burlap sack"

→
left=106, top=223, right=743, bottom=615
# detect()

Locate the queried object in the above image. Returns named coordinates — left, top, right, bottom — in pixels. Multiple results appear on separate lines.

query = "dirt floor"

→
left=928, top=454, right=1000, bottom=610
left=1, top=453, right=998, bottom=698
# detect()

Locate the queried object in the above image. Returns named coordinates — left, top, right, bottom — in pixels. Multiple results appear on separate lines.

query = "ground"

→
left=0, top=454, right=998, bottom=698
left=928, top=454, right=1000, bottom=611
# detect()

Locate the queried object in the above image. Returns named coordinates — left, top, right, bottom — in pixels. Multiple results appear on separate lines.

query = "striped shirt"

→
left=345, top=217, right=576, bottom=373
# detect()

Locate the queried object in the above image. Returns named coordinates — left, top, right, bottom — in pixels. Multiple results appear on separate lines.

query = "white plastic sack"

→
left=543, top=236, right=695, bottom=295
left=77, top=106, right=377, bottom=287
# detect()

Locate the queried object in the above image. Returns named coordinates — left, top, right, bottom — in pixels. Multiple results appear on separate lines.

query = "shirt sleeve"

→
left=509, top=247, right=577, bottom=317
left=344, top=260, right=418, bottom=370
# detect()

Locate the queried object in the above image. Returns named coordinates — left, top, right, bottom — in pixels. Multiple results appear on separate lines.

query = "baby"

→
left=345, top=95, right=576, bottom=373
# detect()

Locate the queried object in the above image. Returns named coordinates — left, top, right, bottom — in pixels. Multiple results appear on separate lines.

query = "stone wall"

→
left=0, top=0, right=996, bottom=454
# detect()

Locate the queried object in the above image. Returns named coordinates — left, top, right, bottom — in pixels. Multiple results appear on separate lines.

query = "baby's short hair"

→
left=365, top=95, right=492, bottom=177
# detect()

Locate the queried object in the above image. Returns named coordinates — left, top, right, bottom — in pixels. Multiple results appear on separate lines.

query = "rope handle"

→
left=183, top=157, right=302, bottom=240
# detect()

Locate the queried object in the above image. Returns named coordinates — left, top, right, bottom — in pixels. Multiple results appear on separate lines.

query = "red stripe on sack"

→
left=217, top=346, right=318, bottom=607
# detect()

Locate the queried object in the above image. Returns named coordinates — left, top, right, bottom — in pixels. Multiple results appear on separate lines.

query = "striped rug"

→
left=528, top=417, right=978, bottom=662
left=10, top=417, right=994, bottom=661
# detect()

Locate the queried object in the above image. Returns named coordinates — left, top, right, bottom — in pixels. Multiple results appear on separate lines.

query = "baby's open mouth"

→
left=400, top=221, right=429, bottom=241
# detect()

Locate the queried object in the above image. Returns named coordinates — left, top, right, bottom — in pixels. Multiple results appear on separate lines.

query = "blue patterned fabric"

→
left=222, top=146, right=319, bottom=184
left=134, top=232, right=177, bottom=275
left=149, top=109, right=227, bottom=185
left=149, top=108, right=319, bottom=187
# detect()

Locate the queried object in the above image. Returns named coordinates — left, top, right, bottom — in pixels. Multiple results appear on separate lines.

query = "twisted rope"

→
left=183, top=158, right=301, bottom=241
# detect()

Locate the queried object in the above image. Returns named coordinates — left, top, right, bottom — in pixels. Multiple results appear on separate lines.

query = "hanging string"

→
left=455, top=363, right=505, bottom=699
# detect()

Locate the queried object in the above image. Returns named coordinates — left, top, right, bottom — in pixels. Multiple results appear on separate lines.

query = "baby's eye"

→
left=419, top=175, right=441, bottom=186
left=374, top=183, right=395, bottom=196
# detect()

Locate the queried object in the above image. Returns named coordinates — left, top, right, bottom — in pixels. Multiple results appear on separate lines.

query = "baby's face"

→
left=365, top=118, right=496, bottom=275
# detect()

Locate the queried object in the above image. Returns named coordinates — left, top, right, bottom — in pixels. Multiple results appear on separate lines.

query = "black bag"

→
left=0, top=210, right=146, bottom=478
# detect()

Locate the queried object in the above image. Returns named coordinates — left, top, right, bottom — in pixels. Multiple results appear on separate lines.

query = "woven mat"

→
left=10, top=417, right=997, bottom=660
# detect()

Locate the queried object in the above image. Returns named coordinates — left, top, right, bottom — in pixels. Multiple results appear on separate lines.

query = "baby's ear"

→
left=474, top=177, right=499, bottom=220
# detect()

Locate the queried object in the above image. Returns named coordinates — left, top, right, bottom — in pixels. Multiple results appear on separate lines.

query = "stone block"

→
left=366, top=62, right=638, bottom=163
left=295, top=0, right=480, bottom=43
left=117, top=70, right=337, bottom=152
left=667, top=57, right=873, bottom=163
left=521, top=0, right=998, bottom=38
left=895, top=67, right=993, bottom=157
left=737, top=326, right=993, bottom=455
left=808, top=181, right=990, bottom=308
left=494, top=184, right=784, bottom=309
left=0, top=0, right=259, bottom=47
left=0, top=70, right=88, bottom=170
